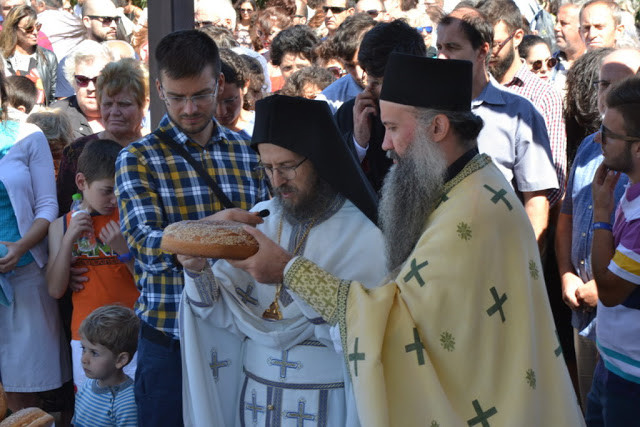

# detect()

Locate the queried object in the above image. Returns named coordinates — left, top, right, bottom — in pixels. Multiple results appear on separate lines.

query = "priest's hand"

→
left=229, top=226, right=292, bottom=284
left=202, top=208, right=266, bottom=227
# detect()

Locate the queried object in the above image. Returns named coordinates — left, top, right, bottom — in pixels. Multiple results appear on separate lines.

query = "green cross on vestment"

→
left=486, top=287, right=508, bottom=323
left=236, top=284, right=258, bottom=305
left=405, top=328, right=425, bottom=365
left=245, top=390, right=265, bottom=423
left=483, top=185, right=513, bottom=211
left=209, top=349, right=230, bottom=380
left=403, top=258, right=429, bottom=287
left=467, top=399, right=497, bottom=427
left=554, top=330, right=563, bottom=357
left=348, top=337, right=365, bottom=377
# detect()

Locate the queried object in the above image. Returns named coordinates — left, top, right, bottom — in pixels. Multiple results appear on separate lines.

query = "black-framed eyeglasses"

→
left=531, top=57, right=558, bottom=71
left=322, top=5, right=347, bottom=14
left=592, top=79, right=610, bottom=91
left=600, top=124, right=640, bottom=144
left=255, top=157, right=308, bottom=180
left=87, top=15, right=120, bottom=26
left=74, top=75, right=98, bottom=87
left=492, top=30, right=516, bottom=56
left=416, top=26, right=433, bottom=34
left=17, top=22, right=42, bottom=33
left=160, top=86, right=218, bottom=108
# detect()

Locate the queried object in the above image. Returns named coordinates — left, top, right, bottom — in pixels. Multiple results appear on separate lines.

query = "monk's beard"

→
left=274, top=175, right=339, bottom=224
left=378, top=127, right=448, bottom=273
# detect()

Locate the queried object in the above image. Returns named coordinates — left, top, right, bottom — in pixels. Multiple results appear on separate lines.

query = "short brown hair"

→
left=96, top=58, right=149, bottom=108
left=77, top=139, right=122, bottom=184
left=79, top=305, right=140, bottom=357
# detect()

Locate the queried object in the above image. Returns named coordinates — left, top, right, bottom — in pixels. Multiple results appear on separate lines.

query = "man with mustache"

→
left=232, top=54, right=585, bottom=425
left=178, top=95, right=386, bottom=426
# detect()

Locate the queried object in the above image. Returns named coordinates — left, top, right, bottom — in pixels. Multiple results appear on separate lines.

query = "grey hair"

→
left=64, top=40, right=113, bottom=90
left=26, top=108, right=74, bottom=146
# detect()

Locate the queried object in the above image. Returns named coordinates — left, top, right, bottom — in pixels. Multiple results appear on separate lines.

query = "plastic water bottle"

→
left=70, top=193, right=96, bottom=253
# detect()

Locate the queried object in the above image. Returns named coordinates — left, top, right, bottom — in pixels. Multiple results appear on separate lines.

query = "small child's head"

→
left=6, top=75, right=37, bottom=114
left=79, top=305, right=140, bottom=384
left=76, top=140, right=122, bottom=215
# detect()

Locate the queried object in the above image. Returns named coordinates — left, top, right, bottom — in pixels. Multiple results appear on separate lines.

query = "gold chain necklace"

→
left=262, top=216, right=317, bottom=320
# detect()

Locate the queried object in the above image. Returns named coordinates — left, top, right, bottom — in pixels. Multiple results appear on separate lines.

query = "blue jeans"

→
left=585, top=359, right=640, bottom=426
left=135, top=322, right=183, bottom=427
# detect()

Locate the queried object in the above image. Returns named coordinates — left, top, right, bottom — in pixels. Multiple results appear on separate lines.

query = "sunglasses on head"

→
left=531, top=57, right=558, bottom=71
left=322, top=5, right=347, bottom=13
left=416, top=26, right=433, bottom=34
left=74, top=75, right=98, bottom=87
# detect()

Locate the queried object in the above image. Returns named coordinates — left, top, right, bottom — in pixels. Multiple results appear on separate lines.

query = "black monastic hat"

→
left=251, top=95, right=379, bottom=225
left=380, top=53, right=473, bottom=111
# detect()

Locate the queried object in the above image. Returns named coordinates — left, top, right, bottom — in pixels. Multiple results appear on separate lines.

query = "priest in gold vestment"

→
left=230, top=54, right=585, bottom=426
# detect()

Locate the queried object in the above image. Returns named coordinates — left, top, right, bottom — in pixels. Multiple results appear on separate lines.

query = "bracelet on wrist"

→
left=116, top=252, right=134, bottom=263
left=593, top=222, right=613, bottom=231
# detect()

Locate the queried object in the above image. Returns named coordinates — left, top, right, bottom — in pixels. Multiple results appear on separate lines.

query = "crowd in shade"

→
left=0, top=0, right=640, bottom=426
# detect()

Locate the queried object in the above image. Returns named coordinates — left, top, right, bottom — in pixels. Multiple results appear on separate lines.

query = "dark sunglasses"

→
left=240, top=8, right=253, bottom=12
left=74, top=75, right=98, bottom=87
left=322, top=5, right=347, bottom=13
left=416, top=26, right=433, bottom=34
left=600, top=124, right=640, bottom=144
left=18, top=22, right=42, bottom=33
left=366, top=9, right=384, bottom=17
left=87, top=15, right=120, bottom=26
left=531, top=57, right=558, bottom=71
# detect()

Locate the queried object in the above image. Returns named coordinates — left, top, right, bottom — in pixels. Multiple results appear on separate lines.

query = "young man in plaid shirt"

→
left=115, top=30, right=269, bottom=426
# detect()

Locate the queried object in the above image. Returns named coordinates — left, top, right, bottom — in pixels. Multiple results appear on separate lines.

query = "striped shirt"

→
left=72, top=377, right=137, bottom=427
left=504, top=61, right=567, bottom=206
left=597, top=181, right=640, bottom=384
left=115, top=115, right=269, bottom=336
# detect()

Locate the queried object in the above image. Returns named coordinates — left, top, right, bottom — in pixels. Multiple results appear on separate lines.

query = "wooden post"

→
left=148, top=1, right=194, bottom=128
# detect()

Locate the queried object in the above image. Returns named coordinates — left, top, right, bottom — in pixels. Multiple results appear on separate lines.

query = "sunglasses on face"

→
left=18, top=22, right=42, bottom=33
left=365, top=9, right=384, bottom=17
left=599, top=124, right=640, bottom=144
left=416, top=26, right=433, bottom=34
left=87, top=15, right=120, bottom=26
left=74, top=75, right=98, bottom=87
left=531, top=57, right=558, bottom=71
left=322, top=5, right=347, bottom=13
left=240, top=8, right=253, bottom=12
left=327, top=65, right=347, bottom=78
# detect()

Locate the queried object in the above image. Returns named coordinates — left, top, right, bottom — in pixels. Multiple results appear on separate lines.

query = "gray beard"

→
left=274, top=177, right=339, bottom=224
left=378, top=127, right=448, bottom=273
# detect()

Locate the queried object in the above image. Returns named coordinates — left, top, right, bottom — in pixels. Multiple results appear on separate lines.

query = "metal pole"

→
left=148, top=0, right=194, bottom=128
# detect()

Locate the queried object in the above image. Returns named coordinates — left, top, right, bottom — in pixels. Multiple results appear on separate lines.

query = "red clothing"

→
left=64, top=208, right=139, bottom=340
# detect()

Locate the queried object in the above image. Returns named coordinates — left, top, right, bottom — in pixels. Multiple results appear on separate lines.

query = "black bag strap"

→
left=153, top=129, right=236, bottom=209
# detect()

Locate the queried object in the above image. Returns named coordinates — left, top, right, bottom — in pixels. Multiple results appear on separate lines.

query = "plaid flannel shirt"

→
left=115, top=115, right=269, bottom=337
left=504, top=61, right=567, bottom=206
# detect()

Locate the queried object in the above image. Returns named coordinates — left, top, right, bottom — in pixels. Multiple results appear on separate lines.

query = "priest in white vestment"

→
left=178, top=95, right=387, bottom=427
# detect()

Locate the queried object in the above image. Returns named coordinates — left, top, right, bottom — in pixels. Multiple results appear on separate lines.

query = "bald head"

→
left=597, top=48, right=640, bottom=114
left=82, top=0, right=117, bottom=16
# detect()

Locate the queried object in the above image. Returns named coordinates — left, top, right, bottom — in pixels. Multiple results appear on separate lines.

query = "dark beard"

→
left=274, top=176, right=339, bottom=224
left=489, top=46, right=515, bottom=82
left=378, top=127, right=447, bottom=273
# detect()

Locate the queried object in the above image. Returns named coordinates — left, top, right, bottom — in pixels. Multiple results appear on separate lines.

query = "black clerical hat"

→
left=252, top=95, right=379, bottom=225
left=380, top=53, right=472, bottom=112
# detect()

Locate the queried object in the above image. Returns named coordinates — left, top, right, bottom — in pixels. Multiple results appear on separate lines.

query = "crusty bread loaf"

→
left=161, top=220, right=259, bottom=260
left=0, top=383, right=6, bottom=422
left=0, top=407, right=54, bottom=427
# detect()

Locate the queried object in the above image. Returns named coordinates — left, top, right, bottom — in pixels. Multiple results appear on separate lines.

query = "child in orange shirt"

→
left=47, top=140, right=139, bottom=389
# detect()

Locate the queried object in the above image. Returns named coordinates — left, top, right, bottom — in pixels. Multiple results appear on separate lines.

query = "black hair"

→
left=6, top=75, right=37, bottom=114
left=606, top=75, right=640, bottom=140
left=441, top=7, right=493, bottom=49
left=77, top=139, right=122, bottom=184
left=155, top=30, right=221, bottom=81
left=518, top=34, right=550, bottom=59
left=476, top=0, right=522, bottom=33
left=270, top=25, right=319, bottom=66
left=358, top=19, right=426, bottom=77
left=280, top=66, right=336, bottom=96
left=220, top=49, right=247, bottom=87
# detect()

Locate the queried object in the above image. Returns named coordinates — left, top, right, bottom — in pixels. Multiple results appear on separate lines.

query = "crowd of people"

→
left=0, top=0, right=640, bottom=426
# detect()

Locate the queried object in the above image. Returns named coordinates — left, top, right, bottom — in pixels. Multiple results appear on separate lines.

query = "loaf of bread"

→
left=0, top=408, right=54, bottom=427
left=161, top=220, right=259, bottom=260
left=0, top=383, right=6, bottom=422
